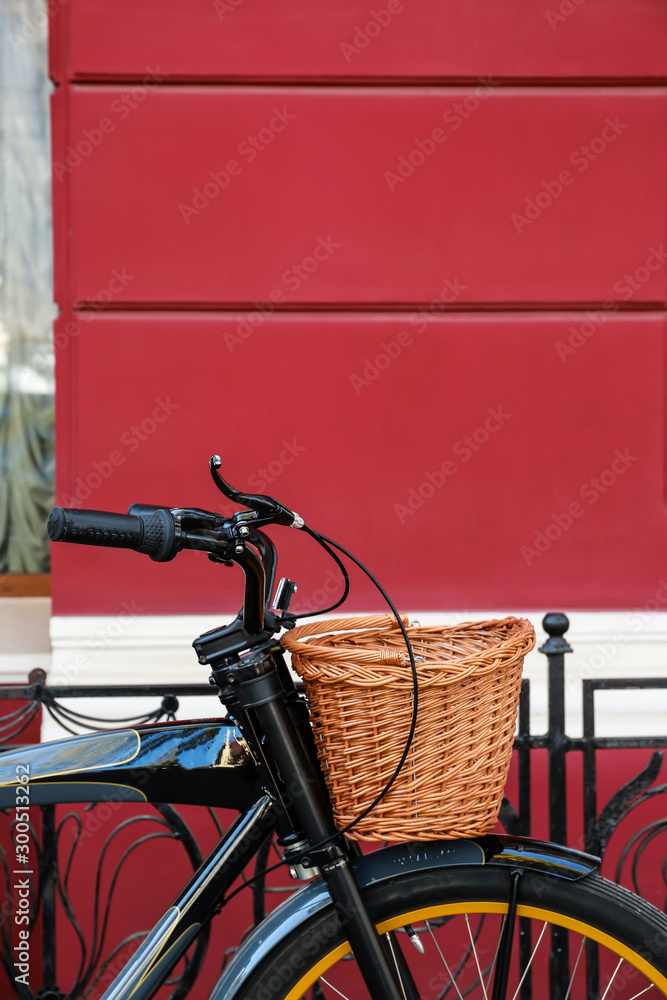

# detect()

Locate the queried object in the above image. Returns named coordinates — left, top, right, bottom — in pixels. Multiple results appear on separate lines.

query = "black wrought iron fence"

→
left=0, top=612, right=665, bottom=999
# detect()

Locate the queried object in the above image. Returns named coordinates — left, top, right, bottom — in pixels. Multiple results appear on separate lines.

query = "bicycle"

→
left=1, top=454, right=666, bottom=999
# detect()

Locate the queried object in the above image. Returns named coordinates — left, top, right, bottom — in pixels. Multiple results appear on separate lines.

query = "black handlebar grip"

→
left=126, top=504, right=170, bottom=517
left=48, top=508, right=178, bottom=562
left=47, top=508, right=144, bottom=548
left=136, top=509, right=178, bottom=561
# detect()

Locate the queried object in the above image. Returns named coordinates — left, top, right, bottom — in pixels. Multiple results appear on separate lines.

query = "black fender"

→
left=210, top=835, right=599, bottom=1000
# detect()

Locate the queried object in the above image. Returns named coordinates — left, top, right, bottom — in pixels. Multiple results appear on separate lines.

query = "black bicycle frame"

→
left=0, top=719, right=263, bottom=809
left=32, top=475, right=603, bottom=1000
left=200, top=623, right=412, bottom=1000
left=0, top=633, right=602, bottom=1000
left=98, top=795, right=276, bottom=1000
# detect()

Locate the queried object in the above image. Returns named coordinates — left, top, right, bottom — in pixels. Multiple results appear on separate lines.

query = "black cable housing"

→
left=289, top=525, right=419, bottom=847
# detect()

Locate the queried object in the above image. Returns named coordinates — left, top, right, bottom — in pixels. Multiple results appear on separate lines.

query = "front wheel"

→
left=242, top=866, right=667, bottom=999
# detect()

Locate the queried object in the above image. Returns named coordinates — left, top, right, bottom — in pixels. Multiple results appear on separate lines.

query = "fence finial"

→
left=540, top=613, right=572, bottom=654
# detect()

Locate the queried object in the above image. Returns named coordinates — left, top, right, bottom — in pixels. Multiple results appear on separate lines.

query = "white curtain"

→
left=0, top=0, right=56, bottom=573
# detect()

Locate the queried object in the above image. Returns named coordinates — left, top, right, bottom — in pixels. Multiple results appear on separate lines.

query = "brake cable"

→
left=221, top=524, right=419, bottom=904
left=285, top=524, right=419, bottom=848
left=206, top=455, right=419, bottom=851
left=280, top=529, right=350, bottom=620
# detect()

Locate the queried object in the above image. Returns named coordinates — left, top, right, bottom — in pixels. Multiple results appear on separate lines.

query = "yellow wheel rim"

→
left=283, top=901, right=667, bottom=999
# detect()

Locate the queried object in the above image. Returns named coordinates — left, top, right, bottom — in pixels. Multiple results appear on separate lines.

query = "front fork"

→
left=213, top=643, right=411, bottom=1000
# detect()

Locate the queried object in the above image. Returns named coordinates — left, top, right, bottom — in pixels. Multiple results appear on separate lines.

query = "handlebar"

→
left=47, top=455, right=298, bottom=635
left=47, top=507, right=180, bottom=562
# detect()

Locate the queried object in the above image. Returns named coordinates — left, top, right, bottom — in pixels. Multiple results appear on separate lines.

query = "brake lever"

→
left=127, top=504, right=225, bottom=532
left=171, top=507, right=226, bottom=531
left=209, top=455, right=302, bottom=528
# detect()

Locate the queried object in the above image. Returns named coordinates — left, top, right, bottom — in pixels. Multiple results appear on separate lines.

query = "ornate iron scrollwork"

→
left=1, top=614, right=666, bottom=997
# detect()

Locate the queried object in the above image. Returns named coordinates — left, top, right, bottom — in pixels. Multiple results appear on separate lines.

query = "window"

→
left=0, top=0, right=55, bottom=581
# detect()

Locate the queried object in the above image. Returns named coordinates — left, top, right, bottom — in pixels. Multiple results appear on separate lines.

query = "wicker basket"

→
left=281, top=615, right=535, bottom=842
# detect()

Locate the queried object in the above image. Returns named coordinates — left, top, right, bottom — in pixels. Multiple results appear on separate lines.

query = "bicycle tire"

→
left=239, top=866, right=667, bottom=999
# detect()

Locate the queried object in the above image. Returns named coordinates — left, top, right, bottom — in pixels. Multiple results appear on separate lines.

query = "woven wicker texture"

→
left=281, top=615, right=536, bottom=842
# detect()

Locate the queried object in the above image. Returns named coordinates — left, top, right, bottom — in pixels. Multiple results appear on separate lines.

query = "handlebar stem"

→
left=246, top=530, right=277, bottom=605
left=233, top=545, right=266, bottom=635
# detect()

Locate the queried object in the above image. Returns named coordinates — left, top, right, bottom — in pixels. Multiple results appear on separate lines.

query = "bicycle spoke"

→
left=563, top=935, right=586, bottom=1000
left=258, top=902, right=667, bottom=1000
left=425, top=918, right=465, bottom=1000
left=510, top=921, right=548, bottom=1000
left=385, top=933, right=409, bottom=1000
left=600, top=958, right=657, bottom=1000
left=316, top=976, right=350, bottom=999
left=256, top=884, right=667, bottom=1000
left=465, top=914, right=489, bottom=1000
left=484, top=915, right=506, bottom=993
left=600, top=958, right=625, bottom=1000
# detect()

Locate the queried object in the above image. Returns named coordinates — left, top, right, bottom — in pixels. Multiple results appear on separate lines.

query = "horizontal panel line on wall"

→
left=62, top=76, right=667, bottom=89
left=61, top=86, right=667, bottom=305
left=73, top=301, right=667, bottom=315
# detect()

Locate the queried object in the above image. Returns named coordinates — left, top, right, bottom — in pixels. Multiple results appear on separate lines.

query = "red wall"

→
left=49, top=1, right=667, bottom=616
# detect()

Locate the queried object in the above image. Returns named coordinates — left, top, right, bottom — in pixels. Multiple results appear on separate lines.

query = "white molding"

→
left=0, top=598, right=51, bottom=684
left=44, top=610, right=667, bottom=744
left=46, top=612, right=223, bottom=742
